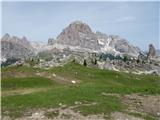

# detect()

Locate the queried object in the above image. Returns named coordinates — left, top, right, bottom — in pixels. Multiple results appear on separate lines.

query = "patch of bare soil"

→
left=2, top=108, right=146, bottom=120
left=2, top=71, right=34, bottom=78
left=122, top=94, right=160, bottom=117
left=101, top=92, right=160, bottom=118
left=2, top=94, right=160, bottom=120
left=2, top=88, right=51, bottom=97
left=16, top=108, right=105, bottom=120
left=2, top=103, right=105, bottom=120
left=111, top=112, right=145, bottom=120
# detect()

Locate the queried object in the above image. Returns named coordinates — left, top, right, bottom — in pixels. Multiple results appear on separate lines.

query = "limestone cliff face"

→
left=57, top=21, right=100, bottom=51
left=1, top=33, right=35, bottom=59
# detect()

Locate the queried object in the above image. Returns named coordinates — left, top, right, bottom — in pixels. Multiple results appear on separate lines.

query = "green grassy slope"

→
left=1, top=63, right=160, bottom=118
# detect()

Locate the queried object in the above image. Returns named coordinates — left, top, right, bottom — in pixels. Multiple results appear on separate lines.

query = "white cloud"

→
left=115, top=16, right=136, bottom=23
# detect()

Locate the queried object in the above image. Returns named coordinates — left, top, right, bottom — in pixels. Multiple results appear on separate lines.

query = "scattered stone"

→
left=59, top=103, right=62, bottom=106
left=74, top=101, right=82, bottom=105
left=157, top=112, right=160, bottom=116
left=122, top=94, right=160, bottom=117
left=52, top=73, right=56, bottom=77
left=71, top=80, right=76, bottom=84
left=111, top=112, right=144, bottom=120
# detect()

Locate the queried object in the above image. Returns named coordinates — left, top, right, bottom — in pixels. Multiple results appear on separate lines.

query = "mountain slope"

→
left=2, top=62, right=160, bottom=119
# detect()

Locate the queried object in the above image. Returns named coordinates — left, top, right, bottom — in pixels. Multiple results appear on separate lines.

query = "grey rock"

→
left=147, top=44, right=156, bottom=59
left=1, top=34, right=35, bottom=59
left=109, top=35, right=140, bottom=57
left=57, top=21, right=100, bottom=51
left=55, top=21, right=140, bottom=58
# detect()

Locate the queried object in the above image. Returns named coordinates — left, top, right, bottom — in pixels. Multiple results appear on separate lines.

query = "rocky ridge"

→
left=52, top=21, right=140, bottom=57
left=1, top=33, right=35, bottom=60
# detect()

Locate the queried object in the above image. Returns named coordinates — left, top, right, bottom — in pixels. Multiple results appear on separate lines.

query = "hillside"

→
left=2, top=62, right=160, bottom=120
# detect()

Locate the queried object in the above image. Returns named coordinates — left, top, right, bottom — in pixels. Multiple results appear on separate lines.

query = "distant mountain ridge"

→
left=1, top=20, right=156, bottom=60
left=48, top=21, right=140, bottom=57
left=1, top=34, right=35, bottom=60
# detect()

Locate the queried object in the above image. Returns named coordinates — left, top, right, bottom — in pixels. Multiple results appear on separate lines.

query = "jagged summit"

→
left=1, top=34, right=35, bottom=59
left=68, top=20, right=92, bottom=34
left=1, top=33, right=10, bottom=41
left=57, top=20, right=93, bottom=39
left=55, top=21, right=140, bottom=57
left=1, top=21, right=141, bottom=58
left=57, top=20, right=99, bottom=50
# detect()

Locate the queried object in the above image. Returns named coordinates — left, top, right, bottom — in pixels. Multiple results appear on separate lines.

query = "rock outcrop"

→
left=147, top=44, right=156, bottom=59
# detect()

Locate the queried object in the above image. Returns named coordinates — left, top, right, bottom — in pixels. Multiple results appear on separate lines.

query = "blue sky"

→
left=1, top=1, right=159, bottom=50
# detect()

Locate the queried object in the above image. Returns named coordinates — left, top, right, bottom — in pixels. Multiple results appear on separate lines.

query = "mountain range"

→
left=1, top=21, right=144, bottom=61
left=1, top=33, right=35, bottom=60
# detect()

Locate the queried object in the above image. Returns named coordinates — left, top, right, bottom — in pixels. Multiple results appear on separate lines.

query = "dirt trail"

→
left=2, top=87, right=51, bottom=97
left=101, top=92, right=160, bottom=118
left=122, top=94, right=160, bottom=117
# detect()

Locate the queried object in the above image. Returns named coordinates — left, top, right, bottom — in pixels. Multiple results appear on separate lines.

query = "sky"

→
left=1, top=1, right=160, bottom=50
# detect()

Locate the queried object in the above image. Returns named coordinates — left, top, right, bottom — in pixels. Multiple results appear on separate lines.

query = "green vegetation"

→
left=100, top=53, right=123, bottom=61
left=123, top=56, right=128, bottom=62
left=1, top=62, right=160, bottom=118
left=1, top=57, right=20, bottom=67
left=2, top=77, right=56, bottom=90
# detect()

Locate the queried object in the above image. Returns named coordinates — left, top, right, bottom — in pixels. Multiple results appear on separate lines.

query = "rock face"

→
left=109, top=35, right=140, bottom=57
left=1, top=33, right=35, bottom=59
left=96, top=32, right=140, bottom=57
left=147, top=44, right=156, bottom=59
left=57, top=21, right=100, bottom=51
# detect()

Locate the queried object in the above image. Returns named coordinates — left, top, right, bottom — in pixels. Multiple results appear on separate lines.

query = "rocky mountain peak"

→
left=68, top=20, right=92, bottom=34
left=56, top=21, right=99, bottom=50
left=57, top=21, right=93, bottom=40
left=1, top=33, right=10, bottom=41
left=21, top=36, right=31, bottom=47
left=22, top=36, right=27, bottom=41
left=1, top=34, right=35, bottom=59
